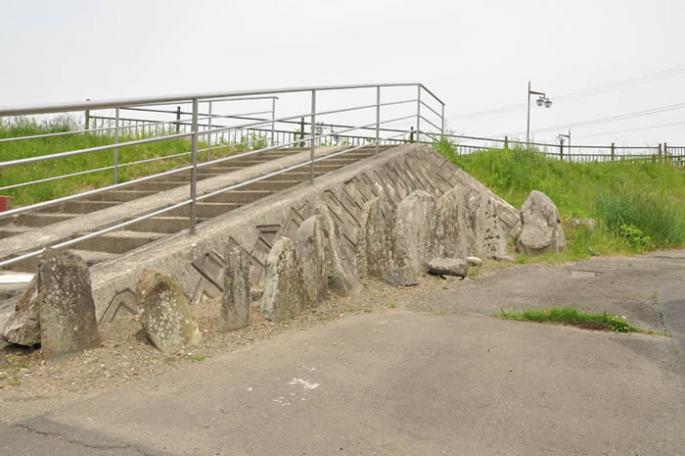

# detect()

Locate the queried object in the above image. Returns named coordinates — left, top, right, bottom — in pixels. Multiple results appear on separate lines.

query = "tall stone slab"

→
left=392, top=190, right=436, bottom=284
left=313, top=202, right=361, bottom=296
left=38, top=249, right=99, bottom=359
left=221, top=244, right=251, bottom=331
left=261, top=237, right=305, bottom=322
left=473, top=195, right=508, bottom=258
left=357, top=196, right=395, bottom=279
left=136, top=270, right=202, bottom=352
left=295, top=216, right=328, bottom=306
left=434, top=186, right=471, bottom=258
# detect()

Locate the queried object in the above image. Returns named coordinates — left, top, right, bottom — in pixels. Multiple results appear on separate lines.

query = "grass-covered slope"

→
left=436, top=140, right=685, bottom=261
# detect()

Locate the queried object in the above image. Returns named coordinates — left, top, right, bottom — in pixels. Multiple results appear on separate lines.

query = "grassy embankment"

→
left=436, top=138, right=685, bottom=262
left=0, top=117, right=264, bottom=207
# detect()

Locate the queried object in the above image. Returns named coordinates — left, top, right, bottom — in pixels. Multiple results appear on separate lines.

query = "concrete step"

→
left=238, top=180, right=303, bottom=192
left=125, top=216, right=206, bottom=234
left=202, top=190, right=273, bottom=204
left=70, top=230, right=166, bottom=254
left=42, top=200, right=120, bottom=214
left=10, top=249, right=118, bottom=273
left=87, top=190, right=156, bottom=202
left=0, top=225, right=32, bottom=240
left=15, top=212, right=78, bottom=227
left=128, top=181, right=188, bottom=192
left=165, top=202, right=242, bottom=218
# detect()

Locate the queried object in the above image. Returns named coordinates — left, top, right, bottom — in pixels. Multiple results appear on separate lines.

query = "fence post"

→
left=504, top=136, right=509, bottom=151
left=409, top=126, right=415, bottom=143
left=559, top=138, right=564, bottom=161
left=309, top=90, right=316, bottom=184
left=664, top=142, right=668, bottom=163
left=610, top=142, right=615, bottom=161
left=84, top=109, right=90, bottom=131
left=375, top=85, right=381, bottom=154
left=189, top=99, right=199, bottom=235
left=175, top=106, right=182, bottom=134
left=113, top=108, right=120, bottom=184
left=299, top=117, right=305, bottom=147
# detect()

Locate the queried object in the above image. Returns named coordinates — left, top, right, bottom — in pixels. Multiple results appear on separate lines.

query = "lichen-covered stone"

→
left=38, top=249, right=99, bottom=359
left=392, top=190, right=436, bottom=285
left=427, top=257, right=468, bottom=278
left=295, top=216, right=328, bottom=306
left=434, top=186, right=471, bottom=259
left=221, top=244, right=251, bottom=331
left=517, top=190, right=566, bottom=255
left=136, top=270, right=201, bottom=352
left=2, top=276, right=40, bottom=347
left=357, top=197, right=395, bottom=279
left=260, top=237, right=305, bottom=322
left=313, top=202, right=361, bottom=296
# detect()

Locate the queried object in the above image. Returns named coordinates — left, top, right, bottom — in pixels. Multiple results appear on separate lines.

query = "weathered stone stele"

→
left=472, top=195, right=508, bottom=258
left=2, top=276, right=40, bottom=346
left=427, top=257, right=468, bottom=278
left=357, top=196, right=395, bottom=279
left=392, top=190, right=437, bottom=285
left=434, top=186, right=471, bottom=258
left=38, top=249, right=99, bottom=359
left=517, top=190, right=566, bottom=255
left=136, top=270, right=201, bottom=352
left=261, top=237, right=305, bottom=322
left=295, top=216, right=328, bottom=306
left=313, top=202, right=361, bottom=296
left=221, top=244, right=251, bottom=331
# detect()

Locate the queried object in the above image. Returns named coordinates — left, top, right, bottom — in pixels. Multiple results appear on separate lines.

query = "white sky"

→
left=1, top=0, right=685, bottom=146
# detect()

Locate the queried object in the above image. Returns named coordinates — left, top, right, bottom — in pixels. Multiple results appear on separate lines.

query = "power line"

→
left=575, top=120, right=685, bottom=139
left=448, top=63, right=685, bottom=120
left=507, top=101, right=685, bottom=136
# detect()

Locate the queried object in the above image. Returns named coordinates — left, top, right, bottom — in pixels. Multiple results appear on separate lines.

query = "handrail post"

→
left=375, top=85, right=381, bottom=154
left=309, top=90, right=316, bottom=184
left=207, top=101, right=213, bottom=146
left=440, top=102, right=445, bottom=137
left=113, top=107, right=120, bottom=184
left=416, top=85, right=421, bottom=143
left=271, top=98, right=276, bottom=147
left=175, top=106, right=181, bottom=134
left=189, top=98, right=199, bottom=235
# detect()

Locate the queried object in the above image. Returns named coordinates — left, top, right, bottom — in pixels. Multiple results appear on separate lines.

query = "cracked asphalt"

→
left=1, top=251, right=684, bottom=455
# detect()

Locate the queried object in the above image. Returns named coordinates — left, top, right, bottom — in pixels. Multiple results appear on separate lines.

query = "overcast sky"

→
left=1, top=0, right=684, bottom=146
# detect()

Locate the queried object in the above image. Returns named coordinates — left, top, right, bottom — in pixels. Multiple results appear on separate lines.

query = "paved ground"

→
left=2, top=251, right=685, bottom=455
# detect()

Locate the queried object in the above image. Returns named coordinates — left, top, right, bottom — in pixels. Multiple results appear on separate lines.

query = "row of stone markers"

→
left=1, top=185, right=564, bottom=358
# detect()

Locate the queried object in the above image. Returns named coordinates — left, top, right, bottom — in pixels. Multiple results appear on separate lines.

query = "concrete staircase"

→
left=0, top=146, right=389, bottom=300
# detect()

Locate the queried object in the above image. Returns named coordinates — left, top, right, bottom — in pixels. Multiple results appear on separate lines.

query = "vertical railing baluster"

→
left=309, top=90, right=316, bottom=184
left=207, top=101, right=213, bottom=147
left=113, top=108, right=120, bottom=184
left=375, top=85, right=381, bottom=154
left=416, top=85, right=421, bottom=143
left=271, top=98, right=276, bottom=147
left=189, top=99, right=199, bottom=235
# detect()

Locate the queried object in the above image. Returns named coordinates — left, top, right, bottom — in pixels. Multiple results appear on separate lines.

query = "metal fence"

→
left=432, top=133, right=685, bottom=164
left=0, top=83, right=445, bottom=268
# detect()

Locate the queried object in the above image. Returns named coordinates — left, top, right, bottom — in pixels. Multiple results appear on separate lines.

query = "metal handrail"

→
left=0, top=82, right=435, bottom=116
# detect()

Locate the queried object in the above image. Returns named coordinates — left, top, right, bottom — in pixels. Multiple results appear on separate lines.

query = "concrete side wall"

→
left=80, top=144, right=520, bottom=323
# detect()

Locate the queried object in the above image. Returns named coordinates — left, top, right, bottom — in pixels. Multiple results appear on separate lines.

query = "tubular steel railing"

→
left=0, top=83, right=444, bottom=268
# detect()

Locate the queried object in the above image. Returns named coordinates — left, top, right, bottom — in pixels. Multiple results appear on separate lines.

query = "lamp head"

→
left=536, top=96, right=544, bottom=107
left=544, top=98, right=552, bottom=108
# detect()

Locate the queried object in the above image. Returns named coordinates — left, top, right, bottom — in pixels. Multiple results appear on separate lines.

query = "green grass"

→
left=0, top=117, right=263, bottom=207
left=435, top=138, right=685, bottom=260
left=497, top=307, right=643, bottom=333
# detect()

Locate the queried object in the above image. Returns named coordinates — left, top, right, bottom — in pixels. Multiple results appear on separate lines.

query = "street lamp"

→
left=526, top=81, right=552, bottom=147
